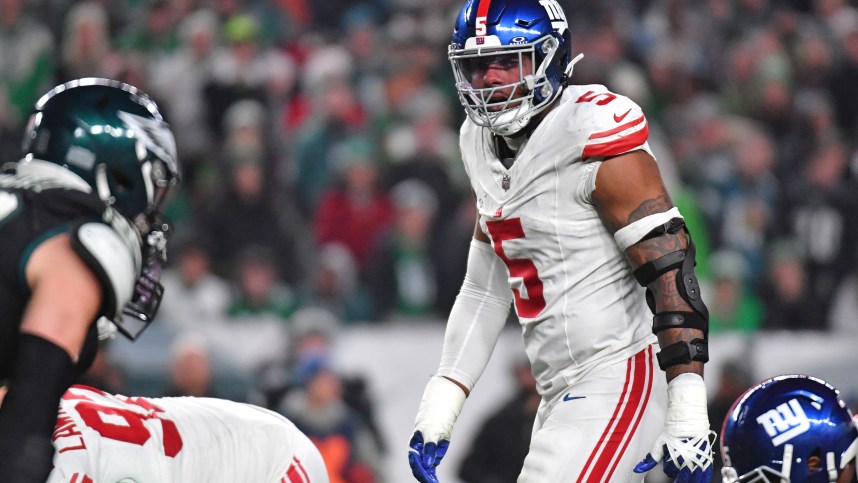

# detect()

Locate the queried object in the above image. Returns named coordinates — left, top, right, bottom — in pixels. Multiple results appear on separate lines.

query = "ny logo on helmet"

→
left=539, top=0, right=568, bottom=34
left=755, top=398, right=811, bottom=446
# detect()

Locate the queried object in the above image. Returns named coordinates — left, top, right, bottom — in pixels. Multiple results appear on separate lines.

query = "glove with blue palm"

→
left=634, top=373, right=716, bottom=483
left=408, top=376, right=467, bottom=483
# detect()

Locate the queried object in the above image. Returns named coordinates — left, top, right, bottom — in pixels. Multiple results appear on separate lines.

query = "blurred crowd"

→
left=4, top=0, right=858, bottom=480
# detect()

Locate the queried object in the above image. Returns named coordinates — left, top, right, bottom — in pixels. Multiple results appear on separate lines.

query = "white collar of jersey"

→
left=16, top=157, right=93, bottom=193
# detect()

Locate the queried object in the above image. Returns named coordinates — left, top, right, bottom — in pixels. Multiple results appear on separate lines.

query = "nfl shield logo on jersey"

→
left=502, top=174, right=511, bottom=191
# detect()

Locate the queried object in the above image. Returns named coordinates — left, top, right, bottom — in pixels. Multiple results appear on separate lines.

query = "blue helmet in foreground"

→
left=721, top=375, right=858, bottom=483
left=449, top=0, right=578, bottom=136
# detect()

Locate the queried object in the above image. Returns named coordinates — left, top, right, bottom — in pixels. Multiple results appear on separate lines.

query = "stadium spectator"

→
left=779, top=141, right=858, bottom=322
left=759, top=239, right=817, bottom=330
left=301, top=243, right=375, bottom=323
left=227, top=245, right=297, bottom=323
left=148, top=8, right=221, bottom=179
left=313, top=136, right=393, bottom=270
left=294, top=74, right=371, bottom=217
left=705, top=249, right=763, bottom=333
left=57, top=2, right=113, bottom=82
left=366, top=179, right=441, bottom=320
left=201, top=103, right=309, bottom=282
left=162, top=333, right=217, bottom=398
left=0, top=0, right=54, bottom=165
left=279, top=355, right=382, bottom=483
left=158, top=234, right=231, bottom=330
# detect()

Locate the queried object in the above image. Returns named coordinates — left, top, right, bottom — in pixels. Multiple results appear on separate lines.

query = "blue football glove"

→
left=408, top=431, right=449, bottom=483
left=634, top=373, right=715, bottom=483
left=633, top=433, right=716, bottom=483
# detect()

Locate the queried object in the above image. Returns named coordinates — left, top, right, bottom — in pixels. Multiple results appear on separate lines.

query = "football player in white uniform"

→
left=408, top=0, right=714, bottom=482
left=47, top=385, right=330, bottom=483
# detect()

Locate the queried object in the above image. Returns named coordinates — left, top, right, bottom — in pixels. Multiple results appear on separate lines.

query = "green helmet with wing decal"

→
left=22, top=77, right=180, bottom=236
left=20, top=78, right=181, bottom=339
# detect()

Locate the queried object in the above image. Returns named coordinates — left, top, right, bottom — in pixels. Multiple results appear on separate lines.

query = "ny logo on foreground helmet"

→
left=448, top=0, right=584, bottom=137
left=721, top=375, right=858, bottom=483
left=20, top=78, right=181, bottom=339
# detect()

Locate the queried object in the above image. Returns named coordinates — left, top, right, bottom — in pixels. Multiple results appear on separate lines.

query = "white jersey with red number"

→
left=47, top=385, right=328, bottom=483
left=460, top=84, right=659, bottom=397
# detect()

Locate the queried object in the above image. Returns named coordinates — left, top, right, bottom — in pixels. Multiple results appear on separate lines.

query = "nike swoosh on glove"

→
left=634, top=373, right=716, bottom=483
left=408, top=431, right=449, bottom=483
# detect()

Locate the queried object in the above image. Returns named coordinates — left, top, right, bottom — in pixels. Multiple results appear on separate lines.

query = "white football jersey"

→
left=48, top=385, right=327, bottom=483
left=460, top=84, right=658, bottom=396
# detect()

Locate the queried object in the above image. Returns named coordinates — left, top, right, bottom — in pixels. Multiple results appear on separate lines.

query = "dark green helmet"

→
left=22, top=78, right=180, bottom=235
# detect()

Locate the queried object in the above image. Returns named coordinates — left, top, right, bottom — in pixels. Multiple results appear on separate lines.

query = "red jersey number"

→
left=75, top=398, right=183, bottom=457
left=486, top=218, right=546, bottom=317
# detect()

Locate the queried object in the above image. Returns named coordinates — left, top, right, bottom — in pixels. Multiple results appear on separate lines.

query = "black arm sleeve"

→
left=0, top=334, right=76, bottom=482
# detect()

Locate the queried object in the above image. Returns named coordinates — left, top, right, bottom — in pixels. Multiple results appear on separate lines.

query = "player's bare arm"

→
left=592, top=150, right=705, bottom=381
left=24, top=233, right=102, bottom=360
left=621, top=193, right=704, bottom=381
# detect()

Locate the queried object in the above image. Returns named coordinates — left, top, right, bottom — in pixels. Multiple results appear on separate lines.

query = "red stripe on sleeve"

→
left=82, top=476, right=94, bottom=483
left=69, top=474, right=79, bottom=483
left=588, top=115, right=645, bottom=140
left=584, top=349, right=649, bottom=483
left=286, top=464, right=300, bottom=482
left=582, top=122, right=649, bottom=158
left=294, top=457, right=311, bottom=482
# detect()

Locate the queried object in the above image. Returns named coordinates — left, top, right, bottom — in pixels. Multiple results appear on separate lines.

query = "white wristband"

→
left=613, top=207, right=683, bottom=252
left=665, top=373, right=710, bottom=437
left=414, top=376, right=467, bottom=444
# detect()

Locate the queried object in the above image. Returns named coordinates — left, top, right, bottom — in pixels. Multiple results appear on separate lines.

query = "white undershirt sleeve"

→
left=436, top=238, right=513, bottom=391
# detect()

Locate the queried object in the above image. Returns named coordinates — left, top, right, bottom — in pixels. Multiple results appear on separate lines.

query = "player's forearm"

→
left=620, top=195, right=708, bottom=381
left=434, top=237, right=511, bottom=391
left=437, top=260, right=510, bottom=390
left=646, top=263, right=705, bottom=380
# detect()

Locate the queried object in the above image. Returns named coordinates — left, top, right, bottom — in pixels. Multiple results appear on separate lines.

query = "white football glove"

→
left=408, top=376, right=467, bottom=483
left=634, top=373, right=716, bottom=483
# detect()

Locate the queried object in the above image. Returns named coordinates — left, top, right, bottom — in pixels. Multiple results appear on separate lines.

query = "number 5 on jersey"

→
left=486, top=218, right=546, bottom=317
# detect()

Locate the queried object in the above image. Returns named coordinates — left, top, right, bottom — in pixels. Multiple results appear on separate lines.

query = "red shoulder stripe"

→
left=582, top=122, right=649, bottom=158
left=588, top=115, right=645, bottom=140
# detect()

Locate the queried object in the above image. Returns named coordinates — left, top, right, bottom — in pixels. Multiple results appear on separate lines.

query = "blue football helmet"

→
left=449, top=0, right=579, bottom=136
left=721, top=375, right=858, bottom=483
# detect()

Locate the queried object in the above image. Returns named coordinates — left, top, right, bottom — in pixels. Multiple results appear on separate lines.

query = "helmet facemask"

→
left=449, top=34, right=563, bottom=136
left=722, top=444, right=795, bottom=483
